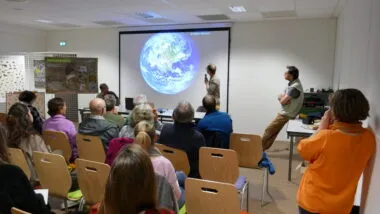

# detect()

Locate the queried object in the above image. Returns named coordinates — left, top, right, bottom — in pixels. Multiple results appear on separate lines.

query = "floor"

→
left=242, top=142, right=303, bottom=214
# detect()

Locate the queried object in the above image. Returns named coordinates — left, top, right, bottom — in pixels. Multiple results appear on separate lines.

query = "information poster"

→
left=34, top=60, right=46, bottom=89
left=45, top=57, right=98, bottom=93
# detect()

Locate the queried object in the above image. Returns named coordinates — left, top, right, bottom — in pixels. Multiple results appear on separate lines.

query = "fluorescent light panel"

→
left=35, top=19, right=53, bottom=23
left=229, top=5, right=247, bottom=13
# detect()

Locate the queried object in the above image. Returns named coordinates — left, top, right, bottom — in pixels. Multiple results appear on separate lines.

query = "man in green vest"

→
left=262, top=66, right=304, bottom=151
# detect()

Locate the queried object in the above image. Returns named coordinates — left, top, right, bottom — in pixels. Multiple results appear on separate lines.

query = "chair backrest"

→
left=11, top=207, right=31, bottom=214
left=230, top=133, right=263, bottom=168
left=199, top=147, right=239, bottom=184
left=76, top=134, right=106, bottom=163
left=76, top=158, right=110, bottom=205
left=42, top=130, right=72, bottom=163
left=0, top=113, right=7, bottom=125
left=32, top=152, right=72, bottom=199
left=155, top=143, right=190, bottom=175
left=8, top=148, right=31, bottom=180
left=185, top=178, right=240, bottom=214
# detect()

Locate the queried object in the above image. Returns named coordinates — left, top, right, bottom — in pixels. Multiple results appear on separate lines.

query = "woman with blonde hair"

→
left=134, top=121, right=184, bottom=207
left=119, top=103, right=154, bottom=139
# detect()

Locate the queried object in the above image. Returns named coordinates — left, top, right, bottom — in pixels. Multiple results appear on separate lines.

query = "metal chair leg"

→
left=266, top=169, right=274, bottom=202
left=64, top=199, right=68, bottom=214
left=261, top=168, right=266, bottom=207
left=79, top=198, right=85, bottom=211
left=246, top=182, right=249, bottom=212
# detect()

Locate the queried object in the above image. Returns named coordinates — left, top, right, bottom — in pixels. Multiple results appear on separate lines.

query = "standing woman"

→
left=297, top=89, right=376, bottom=214
left=6, top=103, right=50, bottom=184
left=18, top=91, right=44, bottom=134
left=102, top=144, right=173, bottom=214
left=0, top=124, right=50, bottom=214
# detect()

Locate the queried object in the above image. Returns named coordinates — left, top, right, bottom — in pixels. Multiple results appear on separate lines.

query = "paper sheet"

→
left=34, top=189, right=49, bottom=205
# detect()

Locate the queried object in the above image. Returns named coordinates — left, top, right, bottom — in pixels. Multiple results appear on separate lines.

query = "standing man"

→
left=204, top=64, right=220, bottom=108
left=97, top=83, right=120, bottom=106
left=262, top=66, right=304, bottom=151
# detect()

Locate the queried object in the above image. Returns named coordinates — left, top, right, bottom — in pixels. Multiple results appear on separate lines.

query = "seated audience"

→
left=79, top=98, right=119, bottom=151
left=134, top=121, right=181, bottom=203
left=6, top=103, right=50, bottom=185
left=101, top=144, right=174, bottom=214
left=105, top=137, right=134, bottom=165
left=197, top=95, right=233, bottom=148
left=18, top=91, right=44, bottom=134
left=43, top=97, right=78, bottom=162
left=0, top=124, right=50, bottom=214
left=158, top=102, right=205, bottom=178
left=104, top=94, right=126, bottom=127
left=297, top=89, right=376, bottom=214
left=148, top=102, right=163, bottom=132
left=96, top=83, right=120, bottom=106
left=119, top=104, right=154, bottom=139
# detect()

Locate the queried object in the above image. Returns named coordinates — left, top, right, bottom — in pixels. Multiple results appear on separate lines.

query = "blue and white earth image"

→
left=140, top=33, right=199, bottom=94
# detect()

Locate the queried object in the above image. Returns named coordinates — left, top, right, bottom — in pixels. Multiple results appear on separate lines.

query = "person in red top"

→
left=297, top=89, right=376, bottom=214
left=97, top=144, right=174, bottom=214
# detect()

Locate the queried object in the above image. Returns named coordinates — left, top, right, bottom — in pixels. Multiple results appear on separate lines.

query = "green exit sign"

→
left=59, top=41, right=67, bottom=47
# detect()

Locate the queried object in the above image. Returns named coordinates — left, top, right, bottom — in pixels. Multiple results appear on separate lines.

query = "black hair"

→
left=287, top=66, right=299, bottom=80
left=207, top=64, right=217, bottom=75
left=47, top=97, right=65, bottom=117
left=202, top=95, right=217, bottom=113
left=100, top=83, right=108, bottom=90
left=18, top=91, right=36, bottom=104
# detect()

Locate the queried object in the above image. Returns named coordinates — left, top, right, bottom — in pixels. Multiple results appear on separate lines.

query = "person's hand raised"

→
left=319, top=109, right=333, bottom=130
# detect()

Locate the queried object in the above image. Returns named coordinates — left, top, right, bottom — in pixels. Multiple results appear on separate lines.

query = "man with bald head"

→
left=158, top=101, right=205, bottom=178
left=79, top=98, right=119, bottom=150
left=197, top=95, right=233, bottom=148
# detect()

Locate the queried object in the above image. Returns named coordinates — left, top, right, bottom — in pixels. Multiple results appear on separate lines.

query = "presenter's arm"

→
left=279, top=95, right=292, bottom=105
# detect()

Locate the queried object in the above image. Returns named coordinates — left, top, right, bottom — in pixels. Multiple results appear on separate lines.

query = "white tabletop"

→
left=159, top=109, right=205, bottom=120
left=286, top=119, right=315, bottom=135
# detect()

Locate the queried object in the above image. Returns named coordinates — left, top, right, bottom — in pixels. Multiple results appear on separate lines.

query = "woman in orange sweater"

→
left=297, top=89, right=376, bottom=214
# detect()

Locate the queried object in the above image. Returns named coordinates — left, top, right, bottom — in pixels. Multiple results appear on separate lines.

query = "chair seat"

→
left=234, top=176, right=247, bottom=190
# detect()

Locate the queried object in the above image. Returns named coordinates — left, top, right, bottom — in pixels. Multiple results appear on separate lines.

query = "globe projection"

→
left=140, top=33, right=199, bottom=94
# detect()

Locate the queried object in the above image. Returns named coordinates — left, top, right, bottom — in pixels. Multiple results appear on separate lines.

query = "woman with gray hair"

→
left=119, top=103, right=154, bottom=138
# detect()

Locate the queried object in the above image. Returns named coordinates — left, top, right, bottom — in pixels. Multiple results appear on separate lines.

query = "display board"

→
left=6, top=92, right=45, bottom=118
left=120, top=29, right=230, bottom=112
left=33, top=60, right=46, bottom=89
left=45, top=57, right=98, bottom=93
left=0, top=56, right=26, bottom=101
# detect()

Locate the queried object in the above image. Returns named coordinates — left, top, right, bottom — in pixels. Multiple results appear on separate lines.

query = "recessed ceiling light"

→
left=35, top=19, right=53, bottom=23
left=6, top=0, right=28, bottom=2
left=12, top=8, right=24, bottom=11
left=229, top=5, right=247, bottom=13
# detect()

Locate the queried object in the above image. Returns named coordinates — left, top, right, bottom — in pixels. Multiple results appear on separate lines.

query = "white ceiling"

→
left=0, top=0, right=345, bottom=30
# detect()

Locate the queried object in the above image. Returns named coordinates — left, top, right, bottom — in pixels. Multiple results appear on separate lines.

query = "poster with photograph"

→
left=34, top=60, right=45, bottom=89
left=45, top=57, right=98, bottom=93
left=0, top=56, right=26, bottom=99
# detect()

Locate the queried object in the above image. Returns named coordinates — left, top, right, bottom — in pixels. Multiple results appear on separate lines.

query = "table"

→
left=286, top=119, right=315, bottom=181
left=78, top=108, right=205, bottom=123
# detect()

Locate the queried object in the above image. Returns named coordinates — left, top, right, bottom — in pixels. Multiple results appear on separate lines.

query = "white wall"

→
left=335, top=0, right=380, bottom=212
left=230, top=19, right=336, bottom=140
left=46, top=28, right=119, bottom=109
left=0, top=22, right=46, bottom=54
left=45, top=19, right=336, bottom=140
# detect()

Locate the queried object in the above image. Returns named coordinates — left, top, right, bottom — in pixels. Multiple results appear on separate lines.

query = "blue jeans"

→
left=176, top=171, right=187, bottom=208
left=299, top=207, right=318, bottom=214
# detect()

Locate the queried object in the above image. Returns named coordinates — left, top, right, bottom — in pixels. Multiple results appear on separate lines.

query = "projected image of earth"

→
left=140, top=33, right=199, bottom=94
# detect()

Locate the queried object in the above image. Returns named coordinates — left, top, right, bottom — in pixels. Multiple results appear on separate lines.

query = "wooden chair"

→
left=199, top=147, right=249, bottom=211
left=76, top=134, right=106, bottom=163
left=42, top=130, right=72, bottom=163
left=230, top=133, right=274, bottom=206
left=32, top=152, right=72, bottom=214
left=8, top=148, right=31, bottom=180
left=11, top=207, right=31, bottom=214
left=75, top=158, right=110, bottom=210
left=155, top=143, right=190, bottom=175
left=186, top=178, right=246, bottom=214
left=0, top=113, right=6, bottom=125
